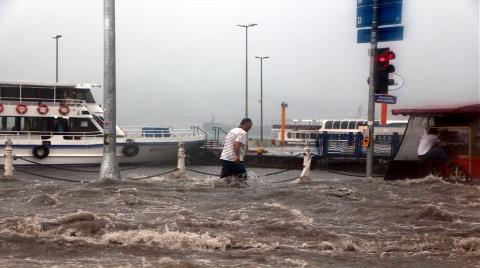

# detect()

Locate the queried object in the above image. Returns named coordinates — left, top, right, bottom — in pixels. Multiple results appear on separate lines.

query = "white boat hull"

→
left=0, top=138, right=205, bottom=166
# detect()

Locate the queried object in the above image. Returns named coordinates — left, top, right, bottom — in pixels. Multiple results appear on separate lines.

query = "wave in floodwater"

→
left=0, top=166, right=479, bottom=267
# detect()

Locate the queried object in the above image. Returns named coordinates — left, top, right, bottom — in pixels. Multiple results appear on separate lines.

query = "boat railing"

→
left=0, top=97, right=86, bottom=107
left=120, top=126, right=204, bottom=139
left=0, top=130, right=104, bottom=142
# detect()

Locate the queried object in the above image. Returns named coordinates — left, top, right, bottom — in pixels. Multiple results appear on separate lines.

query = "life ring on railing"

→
left=32, top=145, right=50, bottom=159
left=59, top=104, right=70, bottom=116
left=122, top=143, right=139, bottom=157
left=16, top=103, right=28, bottom=114
left=37, top=103, right=49, bottom=115
left=0, top=103, right=4, bottom=113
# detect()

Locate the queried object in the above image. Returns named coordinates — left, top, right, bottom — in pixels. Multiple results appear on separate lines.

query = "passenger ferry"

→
left=0, top=81, right=205, bottom=166
left=271, top=119, right=407, bottom=145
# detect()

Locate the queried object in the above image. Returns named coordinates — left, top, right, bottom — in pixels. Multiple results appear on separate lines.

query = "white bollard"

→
left=175, top=142, right=187, bottom=178
left=298, top=142, right=311, bottom=183
left=3, top=139, right=14, bottom=178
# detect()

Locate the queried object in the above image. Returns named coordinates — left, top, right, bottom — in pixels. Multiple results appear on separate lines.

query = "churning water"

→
left=0, top=166, right=479, bottom=267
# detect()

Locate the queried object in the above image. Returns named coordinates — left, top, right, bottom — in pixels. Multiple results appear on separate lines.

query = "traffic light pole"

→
left=366, top=0, right=379, bottom=178
left=99, top=0, right=120, bottom=180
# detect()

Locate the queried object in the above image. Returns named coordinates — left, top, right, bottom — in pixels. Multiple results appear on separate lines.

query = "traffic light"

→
left=373, top=48, right=395, bottom=94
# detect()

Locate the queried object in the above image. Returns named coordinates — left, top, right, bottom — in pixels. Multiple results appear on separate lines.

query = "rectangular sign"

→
left=357, top=0, right=402, bottom=7
left=357, top=3, right=403, bottom=28
left=357, top=26, right=404, bottom=43
left=375, top=94, right=397, bottom=104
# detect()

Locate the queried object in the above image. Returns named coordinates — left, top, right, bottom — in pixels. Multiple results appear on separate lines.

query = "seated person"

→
left=417, top=128, right=449, bottom=163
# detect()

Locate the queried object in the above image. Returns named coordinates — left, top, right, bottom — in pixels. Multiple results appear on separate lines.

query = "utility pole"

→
left=366, top=0, right=379, bottom=178
left=99, top=0, right=120, bottom=180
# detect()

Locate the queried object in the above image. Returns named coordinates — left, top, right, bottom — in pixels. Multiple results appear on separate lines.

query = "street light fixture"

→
left=236, top=24, right=257, bottom=119
left=255, top=56, right=270, bottom=145
left=52, top=34, right=62, bottom=82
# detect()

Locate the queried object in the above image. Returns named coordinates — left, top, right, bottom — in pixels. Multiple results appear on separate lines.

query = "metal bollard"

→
left=3, top=139, right=14, bottom=178
left=176, top=142, right=186, bottom=174
left=299, top=142, right=311, bottom=182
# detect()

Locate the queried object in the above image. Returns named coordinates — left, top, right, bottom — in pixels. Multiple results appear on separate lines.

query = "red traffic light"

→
left=376, top=51, right=395, bottom=63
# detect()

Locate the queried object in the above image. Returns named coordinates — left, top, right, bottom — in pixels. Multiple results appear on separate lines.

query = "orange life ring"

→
left=362, top=137, right=370, bottom=148
left=0, top=103, right=4, bottom=113
left=16, top=103, right=28, bottom=114
left=37, top=103, right=49, bottom=115
left=58, top=104, right=70, bottom=116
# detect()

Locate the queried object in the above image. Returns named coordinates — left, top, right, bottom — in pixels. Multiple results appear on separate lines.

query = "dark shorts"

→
left=418, top=147, right=449, bottom=162
left=220, top=160, right=247, bottom=178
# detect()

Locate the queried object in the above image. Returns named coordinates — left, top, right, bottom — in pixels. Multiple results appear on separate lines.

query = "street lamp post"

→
left=255, top=56, right=270, bottom=145
left=236, top=24, right=257, bottom=119
left=52, top=35, right=62, bottom=82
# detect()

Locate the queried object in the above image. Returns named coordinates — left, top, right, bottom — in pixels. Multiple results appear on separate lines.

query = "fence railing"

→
left=120, top=126, right=205, bottom=139
left=314, top=132, right=402, bottom=159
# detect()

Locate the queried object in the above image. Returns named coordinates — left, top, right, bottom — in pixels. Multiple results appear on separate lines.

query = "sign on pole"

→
left=357, top=26, right=404, bottom=43
left=375, top=94, right=397, bottom=104
left=357, top=0, right=402, bottom=7
left=357, top=3, right=402, bottom=28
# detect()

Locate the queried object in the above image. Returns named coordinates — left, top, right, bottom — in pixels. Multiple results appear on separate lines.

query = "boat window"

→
left=287, top=133, right=292, bottom=138
left=387, top=122, right=407, bottom=127
left=0, top=117, right=19, bottom=131
left=22, top=86, right=54, bottom=101
left=300, top=133, right=306, bottom=139
left=0, top=86, right=20, bottom=101
left=69, top=118, right=100, bottom=133
left=341, top=121, right=349, bottom=129
left=358, top=121, right=367, bottom=127
left=348, top=121, right=356, bottom=129
left=325, top=121, right=333, bottom=129
left=333, top=121, right=341, bottom=129
left=73, top=89, right=96, bottom=103
left=32, top=117, right=54, bottom=132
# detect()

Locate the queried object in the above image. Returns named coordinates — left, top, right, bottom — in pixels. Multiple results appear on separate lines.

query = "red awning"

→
left=392, top=104, right=480, bottom=116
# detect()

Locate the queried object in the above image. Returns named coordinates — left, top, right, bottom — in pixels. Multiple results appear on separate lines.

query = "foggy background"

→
left=0, top=0, right=478, bottom=129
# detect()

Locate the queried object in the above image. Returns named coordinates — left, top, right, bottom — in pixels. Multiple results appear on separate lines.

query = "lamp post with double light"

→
left=236, top=23, right=257, bottom=119
left=255, top=56, right=270, bottom=145
left=52, top=34, right=62, bottom=82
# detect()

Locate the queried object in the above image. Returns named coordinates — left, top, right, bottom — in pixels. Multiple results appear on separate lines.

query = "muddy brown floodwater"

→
left=0, top=166, right=479, bottom=267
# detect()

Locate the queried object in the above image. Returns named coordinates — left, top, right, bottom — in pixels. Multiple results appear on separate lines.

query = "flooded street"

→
left=0, top=166, right=479, bottom=267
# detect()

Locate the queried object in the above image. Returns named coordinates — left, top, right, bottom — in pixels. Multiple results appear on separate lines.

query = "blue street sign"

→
left=357, top=26, right=404, bottom=43
left=375, top=94, right=397, bottom=104
left=357, top=0, right=402, bottom=7
left=357, top=3, right=403, bottom=28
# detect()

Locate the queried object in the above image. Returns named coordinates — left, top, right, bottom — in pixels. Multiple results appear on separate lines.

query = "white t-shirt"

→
left=220, top=127, right=247, bottom=161
left=417, top=133, right=438, bottom=156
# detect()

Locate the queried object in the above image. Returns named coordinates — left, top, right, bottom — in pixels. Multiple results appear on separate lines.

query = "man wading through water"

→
left=219, top=118, right=252, bottom=185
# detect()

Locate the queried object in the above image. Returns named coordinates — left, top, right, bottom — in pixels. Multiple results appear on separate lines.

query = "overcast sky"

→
left=0, top=0, right=478, bottom=128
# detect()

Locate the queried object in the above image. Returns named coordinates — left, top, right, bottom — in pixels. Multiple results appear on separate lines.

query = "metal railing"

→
left=120, top=126, right=205, bottom=139
left=314, top=132, right=402, bottom=159
left=0, top=130, right=104, bottom=142
left=0, top=97, right=87, bottom=107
